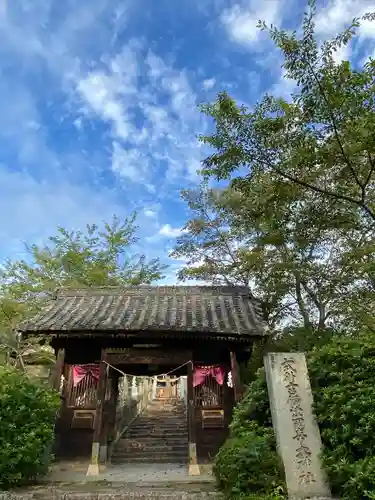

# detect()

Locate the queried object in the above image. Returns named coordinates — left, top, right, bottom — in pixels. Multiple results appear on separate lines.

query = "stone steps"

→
left=120, top=435, right=188, bottom=443
left=126, top=426, right=188, bottom=434
left=111, top=456, right=188, bottom=464
left=140, top=415, right=187, bottom=419
left=116, top=442, right=188, bottom=452
left=124, top=433, right=188, bottom=441
left=112, top=397, right=188, bottom=465
left=128, top=423, right=187, bottom=428
left=128, top=420, right=187, bottom=425
left=125, top=430, right=188, bottom=438
left=5, top=483, right=221, bottom=499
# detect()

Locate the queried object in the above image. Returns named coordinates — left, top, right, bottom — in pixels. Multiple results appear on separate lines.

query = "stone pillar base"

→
left=86, top=463, right=100, bottom=476
left=188, top=464, right=200, bottom=476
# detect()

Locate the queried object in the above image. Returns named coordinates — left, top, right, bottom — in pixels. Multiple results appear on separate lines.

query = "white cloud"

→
left=269, top=69, right=297, bottom=99
left=144, top=222, right=187, bottom=244
left=111, top=141, right=149, bottom=182
left=0, top=166, right=127, bottom=260
left=158, top=224, right=184, bottom=238
left=331, top=42, right=352, bottom=64
left=0, top=1, right=208, bottom=198
left=203, top=77, right=216, bottom=90
left=221, top=0, right=282, bottom=48
left=315, top=0, right=375, bottom=37
left=73, top=44, right=208, bottom=190
left=144, top=209, right=158, bottom=218
left=77, top=73, right=133, bottom=141
left=186, top=158, right=202, bottom=181
left=314, top=0, right=375, bottom=62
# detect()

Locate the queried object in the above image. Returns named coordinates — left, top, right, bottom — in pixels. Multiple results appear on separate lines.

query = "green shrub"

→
left=0, top=366, right=60, bottom=489
left=308, top=333, right=375, bottom=499
left=214, top=370, right=285, bottom=498
left=229, top=492, right=285, bottom=500
left=213, top=421, right=284, bottom=498
left=230, top=369, right=272, bottom=434
left=240, top=327, right=337, bottom=385
left=217, top=332, right=375, bottom=500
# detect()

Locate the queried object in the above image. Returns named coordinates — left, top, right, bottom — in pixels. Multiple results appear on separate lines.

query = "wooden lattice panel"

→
left=71, top=410, right=96, bottom=429
left=201, top=409, right=225, bottom=429
left=193, top=376, right=224, bottom=407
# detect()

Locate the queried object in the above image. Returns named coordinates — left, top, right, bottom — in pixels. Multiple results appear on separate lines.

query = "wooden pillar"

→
left=108, top=375, right=118, bottom=442
left=50, top=348, right=65, bottom=391
left=87, top=350, right=108, bottom=476
left=223, top=363, right=232, bottom=420
left=47, top=348, right=65, bottom=460
left=230, top=351, right=243, bottom=402
left=187, top=360, right=199, bottom=476
left=100, top=414, right=109, bottom=464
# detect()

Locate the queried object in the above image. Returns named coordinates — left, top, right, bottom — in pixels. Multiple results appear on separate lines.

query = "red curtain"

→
left=72, top=364, right=100, bottom=387
left=193, top=365, right=226, bottom=387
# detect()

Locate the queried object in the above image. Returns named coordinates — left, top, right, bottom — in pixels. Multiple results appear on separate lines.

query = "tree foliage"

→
left=219, top=332, right=375, bottom=500
left=174, top=2, right=375, bottom=336
left=0, top=366, right=60, bottom=489
left=171, top=187, right=253, bottom=286
left=309, top=333, right=375, bottom=499
left=0, top=213, right=167, bottom=366
left=173, top=182, right=373, bottom=333
left=201, top=3, right=375, bottom=222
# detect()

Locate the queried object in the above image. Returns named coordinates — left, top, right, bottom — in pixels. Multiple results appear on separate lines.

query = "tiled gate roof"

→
left=18, top=286, right=267, bottom=337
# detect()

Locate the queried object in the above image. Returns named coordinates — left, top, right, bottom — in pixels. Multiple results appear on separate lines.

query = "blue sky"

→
left=0, top=0, right=374, bottom=283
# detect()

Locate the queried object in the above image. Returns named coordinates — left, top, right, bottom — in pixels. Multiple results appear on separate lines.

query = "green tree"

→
left=0, top=213, right=167, bottom=366
left=175, top=1, right=375, bottom=335
left=174, top=181, right=371, bottom=334
left=200, top=2, right=375, bottom=223
left=171, top=186, right=253, bottom=287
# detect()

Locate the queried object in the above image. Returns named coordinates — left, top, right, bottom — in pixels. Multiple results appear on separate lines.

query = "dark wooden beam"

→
left=49, top=348, right=65, bottom=391
left=187, top=360, right=199, bottom=475
left=230, top=351, right=243, bottom=402
left=87, top=349, right=108, bottom=475
left=106, top=349, right=191, bottom=365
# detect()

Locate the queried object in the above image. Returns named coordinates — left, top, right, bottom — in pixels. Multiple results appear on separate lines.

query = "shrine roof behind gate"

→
left=18, top=286, right=268, bottom=338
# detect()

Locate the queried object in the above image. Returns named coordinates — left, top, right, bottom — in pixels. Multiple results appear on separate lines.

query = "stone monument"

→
left=264, top=353, right=331, bottom=500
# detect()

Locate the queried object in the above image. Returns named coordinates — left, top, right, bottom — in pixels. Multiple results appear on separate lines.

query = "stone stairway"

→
left=3, top=399, right=223, bottom=499
left=111, top=397, right=189, bottom=464
left=5, top=481, right=221, bottom=499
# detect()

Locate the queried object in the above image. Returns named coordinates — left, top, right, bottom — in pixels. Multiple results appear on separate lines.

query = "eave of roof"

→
left=18, top=285, right=268, bottom=338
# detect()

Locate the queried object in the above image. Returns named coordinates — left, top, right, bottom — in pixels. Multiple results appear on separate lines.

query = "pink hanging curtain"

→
left=193, top=365, right=226, bottom=387
left=72, top=364, right=100, bottom=387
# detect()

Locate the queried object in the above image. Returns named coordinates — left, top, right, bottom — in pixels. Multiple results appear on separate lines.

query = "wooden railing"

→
left=108, top=375, right=152, bottom=459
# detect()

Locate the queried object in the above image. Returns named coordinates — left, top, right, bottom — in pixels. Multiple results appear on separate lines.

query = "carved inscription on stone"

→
left=264, top=353, right=331, bottom=499
left=281, top=357, right=316, bottom=485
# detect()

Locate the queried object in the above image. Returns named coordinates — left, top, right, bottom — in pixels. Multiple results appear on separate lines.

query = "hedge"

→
left=0, top=366, right=60, bottom=489
left=214, top=332, right=375, bottom=500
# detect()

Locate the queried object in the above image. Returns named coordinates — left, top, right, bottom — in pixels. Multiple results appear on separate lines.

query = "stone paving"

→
left=0, top=462, right=219, bottom=499
left=45, top=460, right=214, bottom=484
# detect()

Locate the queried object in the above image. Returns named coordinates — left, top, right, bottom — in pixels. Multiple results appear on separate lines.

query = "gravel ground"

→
left=44, top=461, right=214, bottom=485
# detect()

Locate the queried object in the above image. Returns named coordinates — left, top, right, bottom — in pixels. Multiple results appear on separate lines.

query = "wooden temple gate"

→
left=53, top=350, right=242, bottom=472
left=18, top=286, right=268, bottom=474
